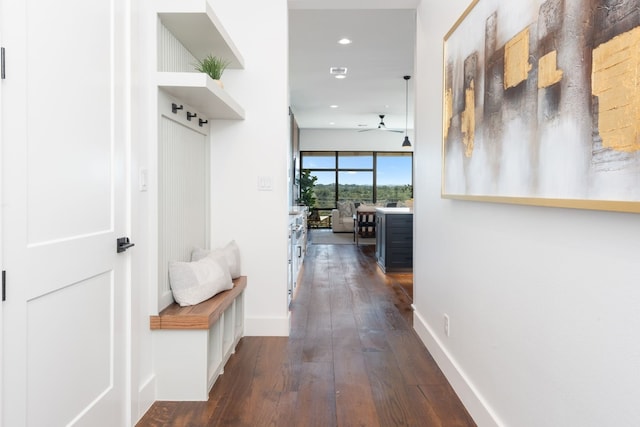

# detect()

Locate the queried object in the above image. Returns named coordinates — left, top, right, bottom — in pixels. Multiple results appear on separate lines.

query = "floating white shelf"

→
left=157, top=72, right=245, bottom=120
left=155, top=0, right=244, bottom=69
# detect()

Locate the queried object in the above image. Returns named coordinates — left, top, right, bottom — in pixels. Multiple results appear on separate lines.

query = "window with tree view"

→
left=376, top=152, right=412, bottom=204
left=300, top=151, right=412, bottom=210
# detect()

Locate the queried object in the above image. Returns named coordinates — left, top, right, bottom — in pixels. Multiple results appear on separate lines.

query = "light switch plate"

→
left=257, top=176, right=273, bottom=191
left=139, top=168, right=148, bottom=192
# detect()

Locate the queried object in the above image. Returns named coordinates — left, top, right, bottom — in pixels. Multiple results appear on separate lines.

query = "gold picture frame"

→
left=441, top=0, right=640, bottom=213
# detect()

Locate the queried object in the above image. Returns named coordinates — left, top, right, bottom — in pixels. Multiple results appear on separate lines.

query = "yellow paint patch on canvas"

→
left=504, top=28, right=532, bottom=90
left=592, top=25, right=640, bottom=152
left=538, top=50, right=563, bottom=88
left=444, top=87, right=453, bottom=139
left=461, top=80, right=475, bottom=157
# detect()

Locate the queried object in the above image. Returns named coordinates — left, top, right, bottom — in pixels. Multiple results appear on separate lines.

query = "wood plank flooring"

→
left=137, top=243, right=476, bottom=427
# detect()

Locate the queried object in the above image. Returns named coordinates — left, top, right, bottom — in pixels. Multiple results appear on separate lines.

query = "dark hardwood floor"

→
left=137, top=243, right=476, bottom=427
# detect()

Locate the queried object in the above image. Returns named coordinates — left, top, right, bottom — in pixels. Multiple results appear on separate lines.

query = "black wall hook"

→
left=199, top=118, right=208, bottom=127
left=171, top=103, right=183, bottom=114
left=187, top=112, right=197, bottom=121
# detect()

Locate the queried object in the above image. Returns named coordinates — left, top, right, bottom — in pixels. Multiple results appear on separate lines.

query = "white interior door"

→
left=1, top=0, right=130, bottom=426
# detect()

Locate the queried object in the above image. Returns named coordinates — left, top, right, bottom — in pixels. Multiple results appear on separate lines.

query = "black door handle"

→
left=117, top=237, right=135, bottom=253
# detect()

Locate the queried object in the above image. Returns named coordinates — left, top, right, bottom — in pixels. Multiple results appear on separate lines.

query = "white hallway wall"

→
left=414, top=1, right=640, bottom=427
left=207, top=0, right=290, bottom=336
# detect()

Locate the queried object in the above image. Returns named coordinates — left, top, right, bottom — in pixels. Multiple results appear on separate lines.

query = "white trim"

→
left=413, top=308, right=504, bottom=427
left=0, top=10, right=4, bottom=426
left=245, top=316, right=290, bottom=336
left=137, top=375, right=156, bottom=423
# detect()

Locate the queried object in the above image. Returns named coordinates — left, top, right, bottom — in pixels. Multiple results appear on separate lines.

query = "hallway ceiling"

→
left=288, top=2, right=417, bottom=131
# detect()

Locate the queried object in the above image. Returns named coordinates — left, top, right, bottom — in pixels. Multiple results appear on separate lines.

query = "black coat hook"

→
left=199, top=118, right=208, bottom=127
left=171, top=103, right=183, bottom=114
left=187, top=112, right=197, bottom=121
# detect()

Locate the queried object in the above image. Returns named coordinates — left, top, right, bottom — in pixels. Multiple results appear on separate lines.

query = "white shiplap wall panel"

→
left=157, top=20, right=197, bottom=72
left=158, top=116, right=209, bottom=307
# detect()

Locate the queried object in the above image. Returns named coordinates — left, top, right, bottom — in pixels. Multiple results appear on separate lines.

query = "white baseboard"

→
left=136, top=374, right=156, bottom=424
left=412, top=308, right=503, bottom=427
left=245, top=316, right=290, bottom=336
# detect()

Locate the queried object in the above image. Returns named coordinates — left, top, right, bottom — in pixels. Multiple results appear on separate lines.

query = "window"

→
left=300, top=151, right=413, bottom=209
left=339, top=171, right=373, bottom=204
left=376, top=153, right=413, bottom=204
left=338, top=152, right=373, bottom=204
left=301, top=152, right=335, bottom=169
left=311, top=171, right=336, bottom=208
left=338, top=152, right=373, bottom=169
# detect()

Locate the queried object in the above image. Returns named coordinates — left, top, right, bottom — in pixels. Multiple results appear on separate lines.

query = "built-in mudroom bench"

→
left=148, top=0, right=248, bottom=403
left=149, top=276, right=247, bottom=401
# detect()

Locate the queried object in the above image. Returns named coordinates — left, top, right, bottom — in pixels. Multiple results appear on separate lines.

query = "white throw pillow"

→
left=337, top=200, right=354, bottom=217
left=221, top=240, right=241, bottom=279
left=169, top=253, right=233, bottom=306
left=191, top=247, right=210, bottom=262
left=191, top=240, right=242, bottom=279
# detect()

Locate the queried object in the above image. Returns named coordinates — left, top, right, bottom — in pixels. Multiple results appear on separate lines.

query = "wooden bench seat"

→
left=150, top=276, right=247, bottom=330
left=150, top=276, right=247, bottom=401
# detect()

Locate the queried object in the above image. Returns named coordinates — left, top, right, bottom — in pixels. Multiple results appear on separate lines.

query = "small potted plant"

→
left=194, top=55, right=230, bottom=88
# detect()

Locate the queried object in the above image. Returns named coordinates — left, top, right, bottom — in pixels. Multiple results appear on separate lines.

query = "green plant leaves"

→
left=194, top=55, right=230, bottom=80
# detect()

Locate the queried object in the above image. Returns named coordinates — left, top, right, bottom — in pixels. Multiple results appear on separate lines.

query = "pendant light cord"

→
left=403, top=75, right=411, bottom=147
left=405, top=78, right=409, bottom=137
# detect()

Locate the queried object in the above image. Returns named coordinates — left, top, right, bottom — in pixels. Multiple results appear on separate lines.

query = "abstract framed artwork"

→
left=442, top=0, right=640, bottom=213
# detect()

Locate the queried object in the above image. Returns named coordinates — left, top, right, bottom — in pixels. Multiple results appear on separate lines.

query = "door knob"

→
left=117, top=237, right=135, bottom=253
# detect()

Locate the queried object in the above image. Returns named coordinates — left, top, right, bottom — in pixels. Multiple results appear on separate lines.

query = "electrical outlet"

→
left=443, top=314, right=450, bottom=337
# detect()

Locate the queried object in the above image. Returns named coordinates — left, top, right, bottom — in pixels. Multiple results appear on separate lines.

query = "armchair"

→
left=331, top=200, right=357, bottom=233
left=331, top=208, right=353, bottom=232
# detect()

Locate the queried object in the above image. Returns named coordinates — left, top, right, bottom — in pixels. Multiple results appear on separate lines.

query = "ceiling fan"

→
left=358, top=114, right=403, bottom=133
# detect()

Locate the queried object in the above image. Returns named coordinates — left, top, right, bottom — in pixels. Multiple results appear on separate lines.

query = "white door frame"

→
left=0, top=2, right=4, bottom=423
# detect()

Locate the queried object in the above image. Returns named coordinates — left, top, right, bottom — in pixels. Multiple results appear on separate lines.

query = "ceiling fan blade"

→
left=357, top=114, right=402, bottom=132
left=358, top=127, right=403, bottom=133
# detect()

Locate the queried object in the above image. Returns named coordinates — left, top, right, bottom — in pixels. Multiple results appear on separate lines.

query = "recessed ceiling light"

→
left=329, top=67, right=348, bottom=76
left=329, top=122, right=335, bottom=125
left=329, top=105, right=339, bottom=109
left=338, top=38, right=352, bottom=45
left=335, top=75, right=346, bottom=79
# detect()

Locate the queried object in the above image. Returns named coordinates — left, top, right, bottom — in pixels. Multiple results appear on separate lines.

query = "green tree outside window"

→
left=297, top=169, right=318, bottom=208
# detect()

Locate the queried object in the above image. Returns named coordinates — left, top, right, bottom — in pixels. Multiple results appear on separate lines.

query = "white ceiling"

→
left=288, top=3, right=417, bottom=131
